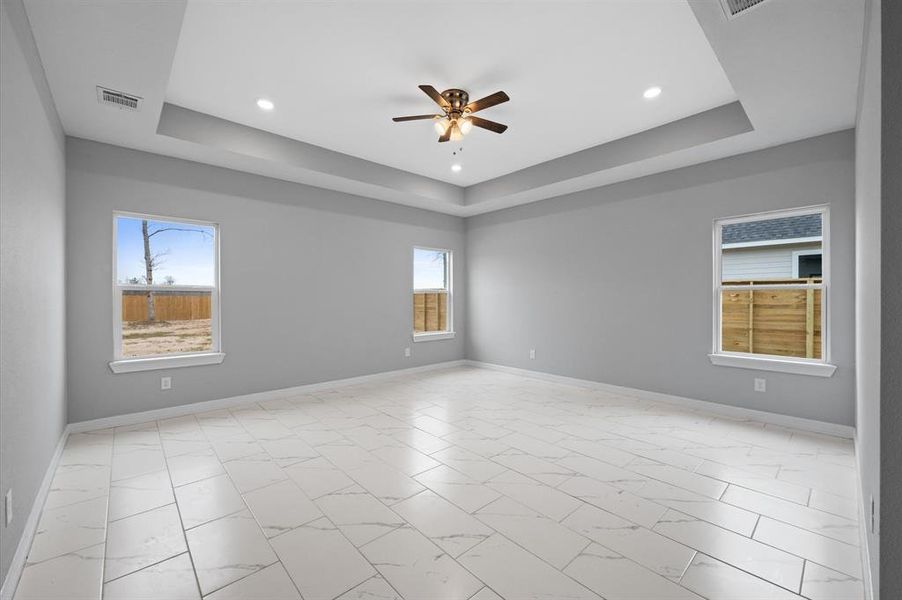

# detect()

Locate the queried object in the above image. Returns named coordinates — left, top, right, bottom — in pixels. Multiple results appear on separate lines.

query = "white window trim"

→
left=710, top=205, right=835, bottom=377
left=722, top=235, right=822, bottom=250
left=708, top=353, right=836, bottom=377
left=791, top=248, right=823, bottom=278
left=110, top=352, right=226, bottom=374
left=109, top=211, right=224, bottom=373
left=412, top=246, right=454, bottom=341
left=413, top=331, right=456, bottom=342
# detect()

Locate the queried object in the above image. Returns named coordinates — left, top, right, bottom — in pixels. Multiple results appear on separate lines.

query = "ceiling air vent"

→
left=721, top=0, right=768, bottom=19
left=96, top=86, right=142, bottom=111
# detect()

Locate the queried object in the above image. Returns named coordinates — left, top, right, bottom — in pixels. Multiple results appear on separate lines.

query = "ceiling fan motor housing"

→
left=441, top=89, right=469, bottom=117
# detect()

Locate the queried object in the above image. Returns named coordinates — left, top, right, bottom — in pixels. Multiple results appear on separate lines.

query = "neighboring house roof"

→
left=722, top=214, right=822, bottom=244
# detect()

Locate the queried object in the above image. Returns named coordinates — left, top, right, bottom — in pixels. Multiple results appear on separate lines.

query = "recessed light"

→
left=643, top=86, right=662, bottom=99
left=451, top=164, right=462, bottom=173
left=256, top=98, right=274, bottom=111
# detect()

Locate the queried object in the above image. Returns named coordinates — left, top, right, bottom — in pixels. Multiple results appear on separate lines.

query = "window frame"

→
left=109, top=211, right=224, bottom=373
left=412, top=246, right=454, bottom=342
left=791, top=248, right=824, bottom=278
left=709, top=205, right=836, bottom=377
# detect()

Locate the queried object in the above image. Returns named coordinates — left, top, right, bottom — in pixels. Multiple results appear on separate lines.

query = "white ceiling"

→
left=166, top=1, right=736, bottom=186
left=23, top=0, right=865, bottom=216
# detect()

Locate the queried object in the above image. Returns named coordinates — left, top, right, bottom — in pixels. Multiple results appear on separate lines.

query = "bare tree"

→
left=142, top=220, right=156, bottom=320
left=141, top=220, right=210, bottom=322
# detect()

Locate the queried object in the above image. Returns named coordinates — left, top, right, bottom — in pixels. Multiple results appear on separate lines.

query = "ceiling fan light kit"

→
left=393, top=85, right=510, bottom=143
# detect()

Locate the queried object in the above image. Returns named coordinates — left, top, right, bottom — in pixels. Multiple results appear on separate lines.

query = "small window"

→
left=715, top=207, right=827, bottom=362
left=413, top=247, right=452, bottom=339
left=113, top=213, right=219, bottom=360
left=793, top=250, right=823, bottom=278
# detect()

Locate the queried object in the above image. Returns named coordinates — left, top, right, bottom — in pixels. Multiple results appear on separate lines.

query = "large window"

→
left=413, top=247, right=453, bottom=340
left=712, top=206, right=834, bottom=376
left=111, top=213, right=222, bottom=372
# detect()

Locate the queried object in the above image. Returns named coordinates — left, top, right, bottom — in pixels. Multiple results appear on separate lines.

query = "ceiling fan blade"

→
left=468, top=116, right=508, bottom=134
left=419, top=85, right=450, bottom=110
left=392, top=114, right=441, bottom=122
left=465, top=91, right=509, bottom=113
left=438, top=125, right=452, bottom=143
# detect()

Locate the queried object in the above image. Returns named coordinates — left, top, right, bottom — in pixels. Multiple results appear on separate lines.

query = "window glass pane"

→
left=720, top=288, right=822, bottom=359
left=721, top=213, right=822, bottom=283
left=116, top=216, right=215, bottom=286
left=797, top=254, right=822, bottom=278
left=413, top=291, right=448, bottom=333
left=413, top=248, right=447, bottom=290
left=121, top=290, right=213, bottom=357
left=413, top=248, right=450, bottom=334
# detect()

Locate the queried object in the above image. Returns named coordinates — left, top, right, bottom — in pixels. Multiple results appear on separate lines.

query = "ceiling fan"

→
left=393, top=85, right=510, bottom=143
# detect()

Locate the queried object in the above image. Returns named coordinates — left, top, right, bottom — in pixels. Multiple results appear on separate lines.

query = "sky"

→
left=414, top=248, right=447, bottom=289
left=116, top=216, right=215, bottom=286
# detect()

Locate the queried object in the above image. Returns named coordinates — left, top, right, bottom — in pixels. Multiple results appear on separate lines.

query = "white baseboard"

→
left=466, top=360, right=855, bottom=439
left=0, top=426, right=70, bottom=600
left=69, top=360, right=467, bottom=433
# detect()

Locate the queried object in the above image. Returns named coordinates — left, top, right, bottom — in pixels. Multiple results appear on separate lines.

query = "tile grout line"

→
left=256, top=404, right=409, bottom=600
left=98, top=433, right=115, bottom=597
left=685, top=551, right=812, bottom=599
left=202, top=407, right=310, bottom=600
left=654, top=507, right=862, bottom=590
left=155, top=418, right=205, bottom=600
left=799, top=559, right=809, bottom=596
left=750, top=513, right=762, bottom=538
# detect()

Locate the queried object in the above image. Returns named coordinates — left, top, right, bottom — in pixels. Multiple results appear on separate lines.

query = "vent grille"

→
left=721, top=0, right=767, bottom=18
left=96, top=86, right=141, bottom=111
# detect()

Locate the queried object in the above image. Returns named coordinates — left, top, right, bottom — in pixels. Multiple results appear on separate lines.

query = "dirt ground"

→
left=122, top=318, right=212, bottom=357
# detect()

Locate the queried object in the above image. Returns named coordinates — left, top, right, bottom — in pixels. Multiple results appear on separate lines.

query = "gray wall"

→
left=0, top=0, right=67, bottom=588
left=854, top=0, right=881, bottom=595
left=880, top=0, right=901, bottom=596
left=66, top=139, right=465, bottom=423
left=467, top=131, right=856, bottom=426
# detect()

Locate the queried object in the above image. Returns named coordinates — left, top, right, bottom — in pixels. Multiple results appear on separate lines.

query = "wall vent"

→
left=720, top=0, right=768, bottom=19
left=96, top=86, right=142, bottom=111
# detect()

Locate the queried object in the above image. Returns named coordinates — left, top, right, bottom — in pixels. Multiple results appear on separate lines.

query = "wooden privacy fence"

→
left=413, top=291, right=448, bottom=332
left=721, top=278, right=822, bottom=359
left=122, top=290, right=212, bottom=322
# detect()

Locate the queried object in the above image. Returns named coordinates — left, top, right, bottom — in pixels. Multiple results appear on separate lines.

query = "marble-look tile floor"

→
left=13, top=366, right=865, bottom=600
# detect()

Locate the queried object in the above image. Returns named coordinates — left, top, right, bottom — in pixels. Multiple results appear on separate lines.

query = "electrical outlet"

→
left=754, top=378, right=766, bottom=392
left=161, top=376, right=172, bottom=391
left=404, top=347, right=411, bottom=358
left=529, top=349, right=536, bottom=360
left=5, top=489, right=11, bottom=527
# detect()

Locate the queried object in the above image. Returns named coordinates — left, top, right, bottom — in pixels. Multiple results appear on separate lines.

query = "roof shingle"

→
left=723, top=214, right=821, bottom=244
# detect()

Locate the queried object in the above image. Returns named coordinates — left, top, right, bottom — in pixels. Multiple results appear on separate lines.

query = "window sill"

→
left=109, top=352, right=226, bottom=374
left=413, top=331, right=455, bottom=342
left=708, top=353, right=836, bottom=377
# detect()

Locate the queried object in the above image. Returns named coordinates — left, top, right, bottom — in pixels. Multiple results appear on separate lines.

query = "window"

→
left=793, top=250, right=823, bottom=278
left=711, top=206, right=835, bottom=377
left=413, top=247, right=453, bottom=341
left=110, top=213, right=223, bottom=372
